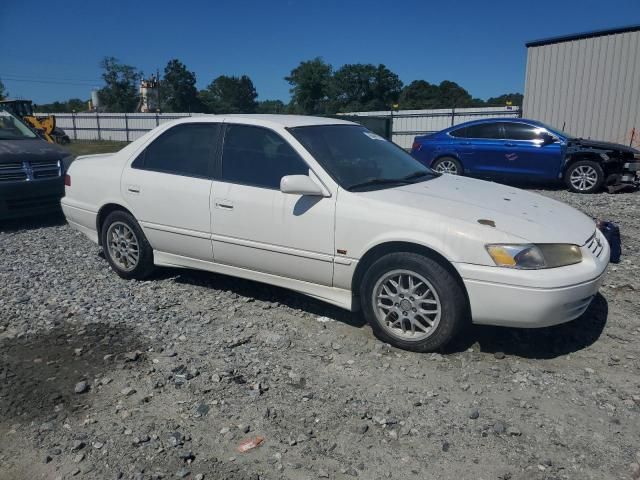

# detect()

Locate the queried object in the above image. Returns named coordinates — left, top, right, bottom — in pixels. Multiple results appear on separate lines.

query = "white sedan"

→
left=62, top=115, right=609, bottom=352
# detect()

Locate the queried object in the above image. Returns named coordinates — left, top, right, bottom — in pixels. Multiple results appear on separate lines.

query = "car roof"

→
left=174, top=114, right=357, bottom=129
left=446, top=117, right=544, bottom=131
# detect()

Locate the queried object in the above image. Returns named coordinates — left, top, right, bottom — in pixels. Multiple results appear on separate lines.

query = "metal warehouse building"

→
left=523, top=25, right=640, bottom=146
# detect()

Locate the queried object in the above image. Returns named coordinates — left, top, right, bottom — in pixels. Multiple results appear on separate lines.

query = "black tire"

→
left=360, top=252, right=468, bottom=352
left=100, top=210, right=154, bottom=280
left=431, top=156, right=463, bottom=175
left=564, top=160, right=605, bottom=194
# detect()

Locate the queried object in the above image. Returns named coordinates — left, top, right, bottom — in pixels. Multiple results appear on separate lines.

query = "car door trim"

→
left=140, top=221, right=211, bottom=240
left=212, top=233, right=335, bottom=263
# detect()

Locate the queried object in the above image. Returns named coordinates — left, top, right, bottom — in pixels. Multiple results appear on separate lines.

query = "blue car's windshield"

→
left=538, top=121, right=575, bottom=139
left=289, top=124, right=438, bottom=191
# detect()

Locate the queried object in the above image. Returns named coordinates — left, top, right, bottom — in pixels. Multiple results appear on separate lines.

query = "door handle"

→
left=215, top=200, right=234, bottom=210
left=457, top=141, right=471, bottom=145
left=504, top=142, right=515, bottom=147
left=127, top=185, right=140, bottom=194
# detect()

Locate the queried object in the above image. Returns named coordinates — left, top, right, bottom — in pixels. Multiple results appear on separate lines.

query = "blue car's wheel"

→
left=432, top=157, right=463, bottom=175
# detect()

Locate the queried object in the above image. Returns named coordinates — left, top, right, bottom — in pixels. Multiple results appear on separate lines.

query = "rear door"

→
left=121, top=123, right=220, bottom=261
left=456, top=122, right=506, bottom=178
left=500, top=122, right=563, bottom=179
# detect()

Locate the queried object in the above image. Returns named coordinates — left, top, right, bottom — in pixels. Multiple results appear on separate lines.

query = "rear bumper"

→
left=0, top=178, right=64, bottom=220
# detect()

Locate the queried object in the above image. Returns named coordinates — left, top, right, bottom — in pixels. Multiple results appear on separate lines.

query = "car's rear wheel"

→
left=432, top=157, right=463, bottom=175
left=564, top=160, right=604, bottom=193
left=360, top=252, right=467, bottom=352
left=101, top=210, right=154, bottom=279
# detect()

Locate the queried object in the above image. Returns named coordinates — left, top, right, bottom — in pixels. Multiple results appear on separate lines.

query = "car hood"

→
left=0, top=139, right=68, bottom=163
left=361, top=175, right=596, bottom=245
left=568, top=138, right=639, bottom=154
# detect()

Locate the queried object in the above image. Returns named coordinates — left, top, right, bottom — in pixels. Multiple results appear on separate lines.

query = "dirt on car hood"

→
left=366, top=174, right=596, bottom=246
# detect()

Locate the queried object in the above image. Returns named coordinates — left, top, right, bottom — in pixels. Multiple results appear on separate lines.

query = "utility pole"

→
left=156, top=68, right=161, bottom=113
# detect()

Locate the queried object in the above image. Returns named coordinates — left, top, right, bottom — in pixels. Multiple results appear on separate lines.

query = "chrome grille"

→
left=0, top=162, right=27, bottom=181
left=585, top=231, right=604, bottom=258
left=0, top=159, right=61, bottom=182
left=30, top=160, right=61, bottom=179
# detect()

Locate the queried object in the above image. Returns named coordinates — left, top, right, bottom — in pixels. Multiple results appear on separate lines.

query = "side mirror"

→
left=541, top=132, right=557, bottom=145
left=280, top=175, right=325, bottom=196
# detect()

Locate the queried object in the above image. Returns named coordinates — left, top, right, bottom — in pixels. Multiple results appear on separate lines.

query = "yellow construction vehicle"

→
left=0, top=99, right=70, bottom=144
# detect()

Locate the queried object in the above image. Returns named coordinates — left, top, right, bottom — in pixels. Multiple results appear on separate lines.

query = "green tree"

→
left=398, top=80, right=440, bottom=109
left=97, top=56, right=141, bottom=112
left=331, top=63, right=402, bottom=112
left=256, top=99, right=286, bottom=114
left=486, top=92, right=523, bottom=107
left=162, top=59, right=201, bottom=112
left=199, top=75, right=258, bottom=114
left=35, top=98, right=88, bottom=113
left=437, top=80, right=475, bottom=108
left=285, top=58, right=333, bottom=115
left=0, top=79, right=6, bottom=100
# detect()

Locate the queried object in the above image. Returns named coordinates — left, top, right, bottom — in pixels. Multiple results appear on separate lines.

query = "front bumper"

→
left=0, top=178, right=64, bottom=220
left=456, top=230, right=610, bottom=328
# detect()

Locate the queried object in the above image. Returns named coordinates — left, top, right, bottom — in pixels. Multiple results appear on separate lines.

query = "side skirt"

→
left=153, top=251, right=357, bottom=311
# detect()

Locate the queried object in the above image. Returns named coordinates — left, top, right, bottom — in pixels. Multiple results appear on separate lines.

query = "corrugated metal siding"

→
left=523, top=30, right=640, bottom=146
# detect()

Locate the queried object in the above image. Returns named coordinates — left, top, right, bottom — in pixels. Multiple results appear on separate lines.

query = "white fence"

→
left=35, top=112, right=201, bottom=142
left=344, top=106, right=521, bottom=148
left=37, top=106, right=521, bottom=148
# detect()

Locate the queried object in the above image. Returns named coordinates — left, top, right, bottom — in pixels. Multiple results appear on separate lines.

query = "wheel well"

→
left=564, top=154, right=605, bottom=171
left=351, top=241, right=469, bottom=304
left=96, top=203, right=133, bottom=245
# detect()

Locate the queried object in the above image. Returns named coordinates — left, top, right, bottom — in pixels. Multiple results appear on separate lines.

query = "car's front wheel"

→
left=432, top=157, right=463, bottom=175
left=360, top=252, right=468, bottom=352
left=101, top=210, right=155, bottom=279
left=564, top=160, right=604, bottom=193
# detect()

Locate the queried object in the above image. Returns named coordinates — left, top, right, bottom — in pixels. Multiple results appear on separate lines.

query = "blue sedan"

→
left=410, top=118, right=639, bottom=193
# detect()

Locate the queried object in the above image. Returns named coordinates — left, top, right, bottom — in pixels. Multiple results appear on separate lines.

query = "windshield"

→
left=538, top=121, right=575, bottom=139
left=289, top=124, right=437, bottom=191
left=0, top=110, right=37, bottom=140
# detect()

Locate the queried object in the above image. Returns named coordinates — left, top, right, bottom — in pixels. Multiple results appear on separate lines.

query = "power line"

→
left=0, top=73, right=102, bottom=87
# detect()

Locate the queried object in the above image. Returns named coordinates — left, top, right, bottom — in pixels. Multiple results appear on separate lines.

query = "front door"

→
left=121, top=123, right=220, bottom=261
left=211, top=123, right=336, bottom=286
left=499, top=122, right=563, bottom=179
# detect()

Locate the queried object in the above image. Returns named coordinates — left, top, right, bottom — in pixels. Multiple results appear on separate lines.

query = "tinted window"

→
left=449, top=127, right=467, bottom=138
left=221, top=125, right=309, bottom=189
left=464, top=123, right=503, bottom=139
left=133, top=123, right=218, bottom=177
left=503, top=122, right=547, bottom=141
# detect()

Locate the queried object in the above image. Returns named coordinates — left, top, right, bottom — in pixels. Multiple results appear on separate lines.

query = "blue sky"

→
left=2, top=0, right=639, bottom=104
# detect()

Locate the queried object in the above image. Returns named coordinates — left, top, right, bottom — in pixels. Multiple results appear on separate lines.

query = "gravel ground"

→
left=0, top=187, right=639, bottom=480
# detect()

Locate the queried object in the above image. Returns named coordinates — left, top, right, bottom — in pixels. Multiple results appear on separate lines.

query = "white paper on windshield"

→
left=363, top=131, right=385, bottom=141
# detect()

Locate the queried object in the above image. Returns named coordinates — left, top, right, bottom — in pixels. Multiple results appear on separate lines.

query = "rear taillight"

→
left=64, top=174, right=71, bottom=186
left=411, top=141, right=422, bottom=152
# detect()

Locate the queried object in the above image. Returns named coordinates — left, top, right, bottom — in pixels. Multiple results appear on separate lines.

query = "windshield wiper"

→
left=347, top=171, right=434, bottom=191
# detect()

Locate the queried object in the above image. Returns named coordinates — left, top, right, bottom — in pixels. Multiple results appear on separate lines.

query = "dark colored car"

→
left=0, top=110, right=73, bottom=220
left=410, top=118, right=640, bottom=193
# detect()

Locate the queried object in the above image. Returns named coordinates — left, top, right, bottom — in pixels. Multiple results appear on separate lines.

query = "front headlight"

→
left=486, top=244, right=582, bottom=269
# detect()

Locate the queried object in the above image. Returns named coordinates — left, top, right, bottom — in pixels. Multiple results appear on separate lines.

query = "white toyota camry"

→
left=62, top=115, right=609, bottom=352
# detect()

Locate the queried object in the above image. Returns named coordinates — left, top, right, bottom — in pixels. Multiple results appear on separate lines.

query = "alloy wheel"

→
left=434, top=160, right=459, bottom=175
left=372, top=269, right=442, bottom=341
left=106, top=222, right=140, bottom=272
left=569, top=165, right=598, bottom=191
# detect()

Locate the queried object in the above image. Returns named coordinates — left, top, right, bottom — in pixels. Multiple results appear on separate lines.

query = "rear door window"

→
left=133, top=123, right=220, bottom=177
left=464, top=123, right=503, bottom=139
